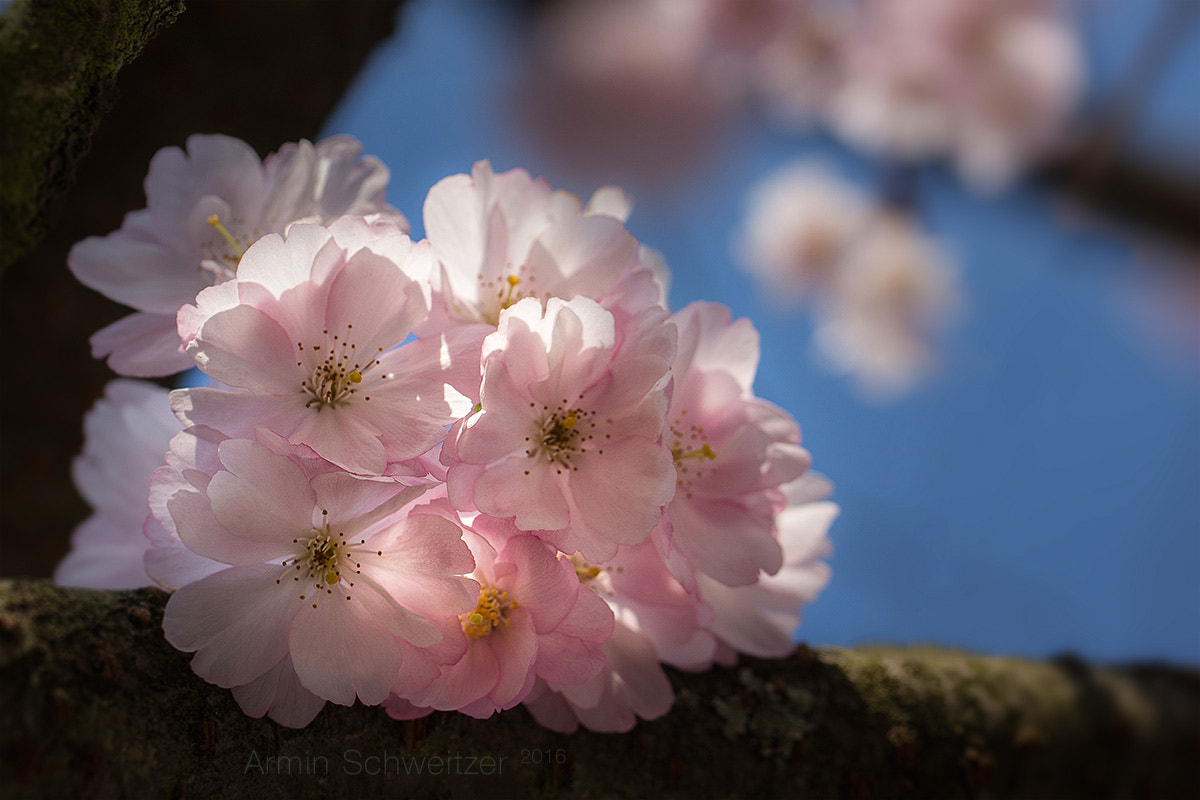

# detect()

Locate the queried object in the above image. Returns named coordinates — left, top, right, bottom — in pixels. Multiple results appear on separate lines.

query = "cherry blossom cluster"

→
left=58, top=135, right=836, bottom=731
left=735, top=160, right=960, bottom=398
left=522, top=0, right=1081, bottom=190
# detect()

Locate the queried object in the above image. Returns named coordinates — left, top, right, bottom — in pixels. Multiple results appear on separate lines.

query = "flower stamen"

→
left=673, top=443, right=716, bottom=462
left=669, top=415, right=717, bottom=499
left=299, top=327, right=385, bottom=410
left=206, top=214, right=245, bottom=259
left=461, top=585, right=518, bottom=639
left=278, top=511, right=376, bottom=608
left=502, top=274, right=521, bottom=307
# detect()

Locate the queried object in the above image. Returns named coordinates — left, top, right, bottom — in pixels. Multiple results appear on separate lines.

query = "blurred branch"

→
left=0, top=0, right=186, bottom=274
left=2, top=580, right=1197, bottom=799
left=1037, top=138, right=1200, bottom=252
left=1036, top=0, right=1200, bottom=253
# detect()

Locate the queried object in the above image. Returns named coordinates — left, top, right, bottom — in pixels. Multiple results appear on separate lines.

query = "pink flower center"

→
left=297, top=325, right=388, bottom=409
left=564, top=552, right=615, bottom=597
left=461, top=585, right=518, bottom=639
left=480, top=273, right=539, bottom=325
left=277, top=511, right=381, bottom=609
left=524, top=399, right=600, bottom=473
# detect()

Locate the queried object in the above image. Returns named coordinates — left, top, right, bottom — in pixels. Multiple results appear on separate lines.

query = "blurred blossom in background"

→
left=733, top=162, right=961, bottom=398
left=39, top=0, right=1197, bottom=665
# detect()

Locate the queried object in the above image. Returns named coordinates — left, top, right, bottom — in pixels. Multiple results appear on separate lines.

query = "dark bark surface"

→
left=2, top=580, right=1197, bottom=799
left=0, top=0, right=187, bottom=273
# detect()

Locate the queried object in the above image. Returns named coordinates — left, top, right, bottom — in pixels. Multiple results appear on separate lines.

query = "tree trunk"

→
left=2, top=580, right=1196, bottom=799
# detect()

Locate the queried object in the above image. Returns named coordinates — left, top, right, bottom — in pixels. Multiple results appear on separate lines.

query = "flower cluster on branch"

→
left=57, top=135, right=836, bottom=731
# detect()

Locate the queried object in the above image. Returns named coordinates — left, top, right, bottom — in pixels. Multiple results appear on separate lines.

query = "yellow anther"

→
left=577, top=565, right=601, bottom=581
left=500, top=274, right=521, bottom=308
left=563, top=414, right=578, bottom=429
left=348, top=371, right=363, bottom=384
left=566, top=553, right=603, bottom=584
left=461, top=586, right=516, bottom=639
left=206, top=214, right=245, bottom=258
left=675, top=443, right=717, bottom=462
left=325, top=571, right=339, bottom=585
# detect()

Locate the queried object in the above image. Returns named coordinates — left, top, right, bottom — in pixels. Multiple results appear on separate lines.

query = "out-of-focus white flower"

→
left=513, top=0, right=744, bottom=190
left=736, top=160, right=960, bottom=398
left=751, top=0, right=852, bottom=125
left=735, top=160, right=872, bottom=303
left=814, top=214, right=960, bottom=399
left=55, top=380, right=180, bottom=589
left=827, top=0, right=1081, bottom=189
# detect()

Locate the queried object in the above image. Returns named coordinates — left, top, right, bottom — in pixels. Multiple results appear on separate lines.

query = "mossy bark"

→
left=1, top=580, right=1196, bottom=799
left=0, top=0, right=186, bottom=273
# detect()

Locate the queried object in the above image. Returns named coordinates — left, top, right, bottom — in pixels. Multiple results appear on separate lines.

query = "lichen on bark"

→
left=2, top=580, right=1197, bottom=799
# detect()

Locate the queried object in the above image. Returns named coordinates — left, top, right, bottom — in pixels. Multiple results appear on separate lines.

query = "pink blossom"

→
left=654, top=302, right=812, bottom=589
left=69, top=135, right=406, bottom=376
left=172, top=216, right=475, bottom=475
left=420, top=160, right=663, bottom=337
left=578, top=540, right=718, bottom=670
left=386, top=514, right=613, bottom=719
left=143, top=424, right=236, bottom=591
left=522, top=619, right=675, bottom=734
left=698, top=472, right=836, bottom=660
left=515, top=527, right=714, bottom=732
left=828, top=0, right=1081, bottom=188
left=735, top=160, right=871, bottom=304
left=228, top=655, right=327, bottom=728
left=54, top=380, right=179, bottom=589
left=444, top=296, right=677, bottom=563
left=151, top=430, right=477, bottom=724
left=520, top=473, right=834, bottom=732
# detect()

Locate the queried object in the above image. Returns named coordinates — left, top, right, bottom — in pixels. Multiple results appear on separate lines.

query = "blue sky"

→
left=323, top=0, right=1199, bottom=663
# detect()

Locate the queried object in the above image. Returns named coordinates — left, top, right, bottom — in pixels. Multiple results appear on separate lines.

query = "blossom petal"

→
left=230, top=654, right=327, bottom=729
left=69, top=234, right=203, bottom=314
left=91, top=312, right=192, bottom=377
left=288, top=592, right=406, bottom=706
left=569, top=440, right=675, bottom=545
left=164, top=563, right=302, bottom=688
left=475, top=458, right=571, bottom=532
left=186, top=305, right=299, bottom=392
left=207, top=439, right=317, bottom=543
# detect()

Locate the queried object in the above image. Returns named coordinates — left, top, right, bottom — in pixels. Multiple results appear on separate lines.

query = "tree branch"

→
left=2, top=580, right=1196, bottom=799
left=0, top=0, right=187, bottom=274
